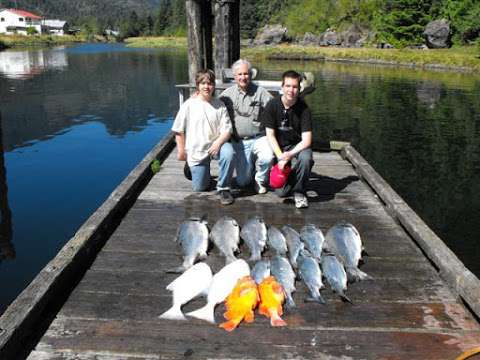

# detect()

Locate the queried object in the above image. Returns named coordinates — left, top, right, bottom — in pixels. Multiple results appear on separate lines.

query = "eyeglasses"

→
left=279, top=108, right=291, bottom=130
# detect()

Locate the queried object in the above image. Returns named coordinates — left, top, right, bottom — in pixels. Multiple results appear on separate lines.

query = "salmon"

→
left=219, top=276, right=259, bottom=332
left=258, top=276, right=287, bottom=327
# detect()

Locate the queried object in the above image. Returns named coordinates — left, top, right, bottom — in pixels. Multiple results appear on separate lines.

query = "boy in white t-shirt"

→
left=171, top=69, right=235, bottom=205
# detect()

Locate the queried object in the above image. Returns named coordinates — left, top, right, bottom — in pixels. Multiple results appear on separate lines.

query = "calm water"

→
left=1, top=44, right=479, bottom=313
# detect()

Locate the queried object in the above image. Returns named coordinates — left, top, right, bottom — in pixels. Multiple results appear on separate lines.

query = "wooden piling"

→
left=214, top=0, right=240, bottom=80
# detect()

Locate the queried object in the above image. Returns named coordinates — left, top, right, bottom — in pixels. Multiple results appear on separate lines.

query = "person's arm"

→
left=174, top=132, right=187, bottom=161
left=266, top=127, right=290, bottom=170
left=280, top=131, right=312, bottom=161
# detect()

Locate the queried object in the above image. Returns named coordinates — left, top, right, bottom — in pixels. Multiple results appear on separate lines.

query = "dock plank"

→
left=29, top=149, right=480, bottom=359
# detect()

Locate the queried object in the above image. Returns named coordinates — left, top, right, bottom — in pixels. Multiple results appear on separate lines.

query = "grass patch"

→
left=242, top=44, right=480, bottom=72
left=124, top=36, right=187, bottom=49
left=0, top=34, right=85, bottom=47
left=124, top=36, right=480, bottom=72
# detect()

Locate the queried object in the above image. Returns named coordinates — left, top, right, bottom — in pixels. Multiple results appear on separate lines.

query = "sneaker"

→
left=219, top=190, right=234, bottom=205
left=294, top=192, right=308, bottom=209
left=255, top=182, right=267, bottom=194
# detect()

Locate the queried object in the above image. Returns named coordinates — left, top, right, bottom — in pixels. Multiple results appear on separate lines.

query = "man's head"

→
left=232, top=59, right=252, bottom=91
left=281, top=70, right=302, bottom=104
left=195, top=69, right=215, bottom=100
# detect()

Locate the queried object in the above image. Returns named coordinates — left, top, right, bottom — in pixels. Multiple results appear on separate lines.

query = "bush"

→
left=26, top=26, right=38, bottom=35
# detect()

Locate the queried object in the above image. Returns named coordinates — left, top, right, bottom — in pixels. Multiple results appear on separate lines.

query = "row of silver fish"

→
left=170, top=215, right=371, bottom=307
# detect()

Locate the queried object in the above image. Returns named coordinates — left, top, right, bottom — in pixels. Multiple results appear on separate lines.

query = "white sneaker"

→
left=255, top=182, right=267, bottom=194
left=294, top=192, right=308, bottom=208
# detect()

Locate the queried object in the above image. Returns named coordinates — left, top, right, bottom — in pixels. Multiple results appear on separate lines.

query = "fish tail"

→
left=270, top=313, right=287, bottom=327
left=219, top=319, right=240, bottom=332
left=305, top=293, right=326, bottom=305
left=165, top=265, right=186, bottom=274
left=186, top=303, right=216, bottom=323
left=339, top=291, right=353, bottom=304
left=225, top=254, right=237, bottom=265
left=285, top=293, right=296, bottom=310
left=347, top=267, right=373, bottom=283
left=158, top=305, right=186, bottom=321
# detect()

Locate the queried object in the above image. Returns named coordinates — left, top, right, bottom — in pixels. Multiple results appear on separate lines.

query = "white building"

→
left=43, top=19, right=68, bottom=36
left=0, top=8, right=42, bottom=35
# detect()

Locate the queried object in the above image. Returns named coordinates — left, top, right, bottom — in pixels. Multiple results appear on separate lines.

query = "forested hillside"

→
left=0, top=0, right=478, bottom=47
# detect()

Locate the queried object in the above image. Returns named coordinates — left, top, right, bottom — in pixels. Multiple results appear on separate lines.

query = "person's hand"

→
left=278, top=159, right=288, bottom=171
left=279, top=151, right=292, bottom=162
left=208, top=140, right=222, bottom=157
left=177, top=149, right=187, bottom=161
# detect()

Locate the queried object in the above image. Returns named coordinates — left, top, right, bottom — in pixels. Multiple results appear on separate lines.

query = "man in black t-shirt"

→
left=262, top=70, right=314, bottom=209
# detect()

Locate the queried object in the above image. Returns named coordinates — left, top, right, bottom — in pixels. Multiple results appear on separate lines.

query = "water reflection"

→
left=0, top=47, right=68, bottom=80
left=0, top=112, right=14, bottom=262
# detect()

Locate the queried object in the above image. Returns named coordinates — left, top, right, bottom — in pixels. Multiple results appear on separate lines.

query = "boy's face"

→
left=197, top=79, right=214, bottom=100
left=281, top=77, right=300, bottom=103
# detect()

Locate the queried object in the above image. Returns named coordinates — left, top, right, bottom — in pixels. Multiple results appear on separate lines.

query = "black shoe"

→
left=219, top=190, right=234, bottom=205
left=183, top=162, right=192, bottom=180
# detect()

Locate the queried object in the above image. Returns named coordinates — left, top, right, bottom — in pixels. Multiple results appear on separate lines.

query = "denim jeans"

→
left=190, top=142, right=235, bottom=192
left=232, top=136, right=274, bottom=188
left=275, top=148, right=314, bottom=197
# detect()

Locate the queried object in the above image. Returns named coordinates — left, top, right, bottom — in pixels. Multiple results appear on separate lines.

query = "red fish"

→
left=258, top=276, right=287, bottom=327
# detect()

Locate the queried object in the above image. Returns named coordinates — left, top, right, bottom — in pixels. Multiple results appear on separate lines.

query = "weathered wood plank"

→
left=28, top=317, right=480, bottom=360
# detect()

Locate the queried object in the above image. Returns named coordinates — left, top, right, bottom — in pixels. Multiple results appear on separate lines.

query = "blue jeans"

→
left=275, top=148, right=314, bottom=197
left=190, top=142, right=235, bottom=192
left=232, top=136, right=274, bottom=187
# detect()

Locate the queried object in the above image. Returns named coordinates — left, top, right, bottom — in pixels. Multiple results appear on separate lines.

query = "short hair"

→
left=281, top=70, right=302, bottom=86
left=231, top=59, right=252, bottom=75
left=195, top=69, right=215, bottom=89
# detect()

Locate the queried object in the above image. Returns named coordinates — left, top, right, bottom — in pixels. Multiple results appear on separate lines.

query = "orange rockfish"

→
left=219, top=276, right=259, bottom=332
left=258, top=276, right=287, bottom=327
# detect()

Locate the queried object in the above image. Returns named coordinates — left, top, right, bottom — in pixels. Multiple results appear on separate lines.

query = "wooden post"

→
left=185, top=0, right=213, bottom=84
left=0, top=112, right=14, bottom=261
left=214, top=0, right=240, bottom=81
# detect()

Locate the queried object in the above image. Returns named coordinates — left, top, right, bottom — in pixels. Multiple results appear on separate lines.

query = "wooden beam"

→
left=185, top=0, right=213, bottom=84
left=214, top=0, right=240, bottom=81
left=0, top=133, right=176, bottom=359
left=342, top=145, right=480, bottom=318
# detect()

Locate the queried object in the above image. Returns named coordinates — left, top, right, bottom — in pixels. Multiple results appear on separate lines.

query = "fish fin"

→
left=244, top=310, right=255, bottom=323
left=258, top=304, right=268, bottom=316
left=270, top=314, right=287, bottom=327
left=305, top=295, right=326, bottom=305
left=219, top=319, right=240, bottom=332
left=346, top=267, right=373, bottom=283
left=159, top=305, right=187, bottom=321
left=186, top=303, right=216, bottom=323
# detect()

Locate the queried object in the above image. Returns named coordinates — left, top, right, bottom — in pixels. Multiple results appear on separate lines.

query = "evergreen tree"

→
left=377, top=0, right=437, bottom=47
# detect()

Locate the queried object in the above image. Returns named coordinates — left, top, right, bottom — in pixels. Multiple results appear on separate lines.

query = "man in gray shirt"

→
left=220, top=59, right=274, bottom=193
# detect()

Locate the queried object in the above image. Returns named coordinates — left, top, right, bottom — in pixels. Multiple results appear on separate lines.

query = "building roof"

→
left=2, top=9, right=42, bottom=19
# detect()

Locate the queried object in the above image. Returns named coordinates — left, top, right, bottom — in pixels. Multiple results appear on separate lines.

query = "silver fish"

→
left=168, top=217, right=209, bottom=273
left=240, top=216, right=267, bottom=261
left=325, top=221, right=371, bottom=282
left=267, top=225, right=288, bottom=256
left=210, top=216, right=240, bottom=264
left=298, top=251, right=326, bottom=304
left=282, top=225, right=304, bottom=268
left=251, top=259, right=271, bottom=285
left=270, top=255, right=296, bottom=309
left=321, top=254, right=351, bottom=303
left=300, top=224, right=325, bottom=261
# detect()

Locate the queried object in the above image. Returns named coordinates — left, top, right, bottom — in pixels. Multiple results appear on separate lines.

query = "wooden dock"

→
left=22, top=139, right=480, bottom=359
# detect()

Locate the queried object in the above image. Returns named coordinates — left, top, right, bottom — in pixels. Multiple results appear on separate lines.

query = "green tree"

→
left=154, top=0, right=172, bottom=35
left=26, top=26, right=38, bottom=35
left=441, top=0, right=480, bottom=44
left=376, top=0, right=437, bottom=47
